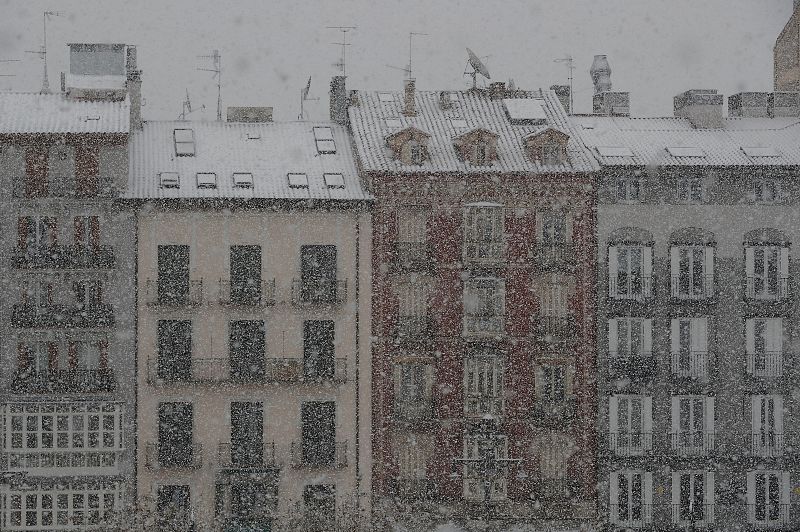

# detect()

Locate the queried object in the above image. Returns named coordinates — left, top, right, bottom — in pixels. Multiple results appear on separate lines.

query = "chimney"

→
left=489, top=81, right=506, bottom=99
left=550, top=85, right=571, bottom=114
left=329, top=75, right=348, bottom=125
left=674, top=89, right=724, bottom=129
left=769, top=91, right=800, bottom=116
left=728, top=92, right=769, bottom=117
left=60, top=72, right=65, bottom=93
left=226, top=106, right=273, bottom=122
left=403, top=78, right=417, bottom=116
left=439, top=91, right=453, bottom=110
left=125, top=46, right=143, bottom=130
left=590, top=55, right=612, bottom=94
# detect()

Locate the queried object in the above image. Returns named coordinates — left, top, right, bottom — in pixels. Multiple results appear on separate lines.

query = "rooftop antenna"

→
left=387, top=32, right=428, bottom=80
left=177, top=88, right=205, bottom=121
left=464, top=47, right=491, bottom=90
left=197, top=49, right=222, bottom=121
left=328, top=26, right=356, bottom=77
left=26, top=11, right=62, bottom=94
left=554, top=54, right=575, bottom=114
left=0, top=59, right=21, bottom=87
left=298, top=76, right=319, bottom=120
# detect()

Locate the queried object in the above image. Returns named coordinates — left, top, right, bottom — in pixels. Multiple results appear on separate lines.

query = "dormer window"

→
left=173, top=129, right=195, bottom=157
left=475, top=142, right=488, bottom=165
left=542, top=144, right=561, bottom=166
left=409, top=141, right=424, bottom=165
left=386, top=126, right=431, bottom=166
left=453, top=128, right=499, bottom=167
left=523, top=127, right=569, bottom=166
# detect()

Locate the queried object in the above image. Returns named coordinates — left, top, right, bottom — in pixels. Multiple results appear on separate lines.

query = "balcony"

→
left=531, top=398, right=576, bottom=427
left=670, top=351, right=709, bottom=379
left=750, top=432, right=786, bottom=457
left=218, top=279, right=276, bottom=306
left=671, top=275, right=715, bottom=300
left=463, top=313, right=505, bottom=336
left=394, top=398, right=434, bottom=423
left=1, top=447, right=122, bottom=472
left=747, top=504, right=791, bottom=528
left=147, top=356, right=228, bottom=384
left=218, top=442, right=278, bottom=469
left=289, top=440, right=348, bottom=468
left=533, top=315, right=575, bottom=341
left=746, top=277, right=789, bottom=301
left=670, top=431, right=715, bottom=455
left=671, top=504, right=715, bottom=527
left=463, top=240, right=504, bottom=266
left=291, top=279, right=347, bottom=306
left=11, top=304, right=114, bottom=329
left=608, top=353, right=657, bottom=380
left=144, top=441, right=203, bottom=470
left=393, top=242, right=434, bottom=272
left=395, top=314, right=435, bottom=342
left=145, top=279, right=204, bottom=307
left=532, top=243, right=576, bottom=271
left=609, top=276, right=653, bottom=301
left=746, top=352, right=784, bottom=378
left=608, top=504, right=653, bottom=528
left=12, top=245, right=115, bottom=270
left=9, top=368, right=116, bottom=393
left=389, top=479, right=438, bottom=501
left=464, top=395, right=504, bottom=418
left=608, top=432, right=653, bottom=456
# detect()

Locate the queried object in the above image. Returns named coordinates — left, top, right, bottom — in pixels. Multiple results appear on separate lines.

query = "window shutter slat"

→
left=671, top=396, right=679, bottom=434
left=608, top=319, right=618, bottom=357
left=745, top=319, right=755, bottom=354
left=609, top=397, right=618, bottom=434
left=608, top=246, right=618, bottom=296
left=643, top=319, right=653, bottom=355
left=779, top=247, right=789, bottom=279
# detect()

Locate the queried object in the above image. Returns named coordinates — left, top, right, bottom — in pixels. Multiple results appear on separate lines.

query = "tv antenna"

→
left=177, top=88, right=205, bottom=121
left=0, top=59, right=20, bottom=81
left=26, top=11, right=62, bottom=94
left=197, top=49, right=222, bottom=121
left=328, top=26, right=356, bottom=77
left=298, top=76, right=319, bottom=120
left=554, top=54, right=575, bottom=114
left=464, top=47, right=491, bottom=90
left=386, top=31, right=428, bottom=79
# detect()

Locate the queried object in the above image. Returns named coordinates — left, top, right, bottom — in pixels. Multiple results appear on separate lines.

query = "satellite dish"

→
left=466, top=48, right=491, bottom=79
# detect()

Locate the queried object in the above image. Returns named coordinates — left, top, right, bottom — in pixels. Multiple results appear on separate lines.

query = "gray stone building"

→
left=574, top=65, right=800, bottom=529
left=0, top=44, right=140, bottom=530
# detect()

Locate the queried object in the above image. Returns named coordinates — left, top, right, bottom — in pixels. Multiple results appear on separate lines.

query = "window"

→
left=671, top=395, right=714, bottom=454
left=616, top=176, right=641, bottom=202
left=541, top=212, right=567, bottom=244
left=670, top=317, right=708, bottom=378
left=157, top=320, right=192, bottom=382
left=463, top=436, right=508, bottom=501
left=188, top=173, right=214, bottom=190
left=408, top=141, right=424, bottom=165
left=746, top=318, right=783, bottom=377
left=229, top=245, right=262, bottom=305
left=745, top=245, right=789, bottom=299
left=24, top=145, right=49, bottom=198
left=676, top=176, right=703, bottom=204
left=18, top=216, right=57, bottom=250
left=539, top=365, right=566, bottom=402
left=541, top=144, right=562, bottom=165
left=609, top=318, right=652, bottom=358
left=671, top=245, right=713, bottom=299
left=173, top=129, right=195, bottom=156
left=608, top=245, right=652, bottom=299
left=299, top=245, right=338, bottom=304
left=671, top=471, right=714, bottom=525
left=747, top=471, right=790, bottom=526
left=751, top=395, right=784, bottom=456
left=474, top=141, right=488, bottom=165
left=157, top=245, right=190, bottom=304
left=232, top=172, right=253, bottom=188
left=303, top=485, right=336, bottom=519
left=323, top=173, right=345, bottom=189
left=313, top=127, right=336, bottom=154
left=463, top=278, right=505, bottom=335
left=230, top=402, right=264, bottom=467
left=73, top=279, right=103, bottom=307
left=610, top=471, right=652, bottom=526
left=73, top=216, right=100, bottom=250
left=463, top=349, right=504, bottom=417
left=157, top=485, right=191, bottom=531
left=303, top=321, right=335, bottom=380
left=287, top=172, right=309, bottom=188
left=159, top=172, right=180, bottom=188
left=157, top=402, right=194, bottom=466
left=396, top=363, right=432, bottom=408
left=396, top=435, right=431, bottom=481
left=609, top=395, right=653, bottom=455
left=464, top=204, right=504, bottom=262
left=396, top=281, right=430, bottom=336
left=229, top=320, right=265, bottom=382
left=754, top=177, right=781, bottom=204
left=300, top=401, right=336, bottom=466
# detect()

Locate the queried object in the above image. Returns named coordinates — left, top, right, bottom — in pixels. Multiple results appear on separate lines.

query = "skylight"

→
left=450, top=118, right=468, bottom=128
left=232, top=172, right=254, bottom=188
left=502, top=98, right=547, bottom=124
left=667, top=146, right=705, bottom=158
left=313, top=126, right=336, bottom=154
left=324, top=173, right=345, bottom=189
left=378, top=92, right=394, bottom=103
left=196, top=172, right=217, bottom=189
left=596, top=146, right=634, bottom=157
left=160, top=172, right=180, bottom=188
left=385, top=118, right=402, bottom=128
left=245, top=132, right=261, bottom=140
left=173, top=128, right=195, bottom=157
left=288, top=173, right=309, bottom=188
left=742, top=146, right=780, bottom=157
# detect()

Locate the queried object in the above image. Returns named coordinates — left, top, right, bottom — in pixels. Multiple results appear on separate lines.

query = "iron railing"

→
left=670, top=431, right=716, bottom=455
left=746, top=351, right=784, bottom=377
left=218, top=442, right=277, bottom=469
left=145, top=279, right=204, bottom=306
left=671, top=274, right=715, bottom=299
left=144, top=441, right=203, bottom=470
left=463, top=314, right=505, bottom=336
left=290, top=279, right=347, bottom=305
left=12, top=245, right=115, bottom=270
left=289, top=440, right=347, bottom=468
left=670, top=350, right=709, bottom=379
left=11, top=304, right=114, bottom=328
left=532, top=242, right=576, bottom=270
left=218, top=279, right=276, bottom=306
left=746, top=277, right=789, bottom=300
left=608, top=432, right=653, bottom=455
left=609, top=276, right=653, bottom=301
left=393, top=242, right=434, bottom=271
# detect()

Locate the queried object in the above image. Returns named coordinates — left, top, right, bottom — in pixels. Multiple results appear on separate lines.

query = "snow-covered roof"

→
left=126, top=120, right=371, bottom=201
left=0, top=92, right=130, bottom=134
left=348, top=88, right=597, bottom=173
left=573, top=114, right=800, bottom=167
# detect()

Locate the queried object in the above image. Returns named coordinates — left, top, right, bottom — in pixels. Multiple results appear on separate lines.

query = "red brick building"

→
left=345, top=78, right=599, bottom=530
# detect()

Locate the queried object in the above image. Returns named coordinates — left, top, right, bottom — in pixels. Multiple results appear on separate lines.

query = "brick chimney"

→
left=403, top=78, right=417, bottom=116
left=589, top=54, right=630, bottom=116
left=329, top=75, right=348, bottom=125
left=674, top=89, right=724, bottom=129
left=728, top=92, right=769, bottom=117
left=126, top=46, right=143, bottom=130
left=550, top=85, right=571, bottom=114
left=489, top=81, right=506, bottom=99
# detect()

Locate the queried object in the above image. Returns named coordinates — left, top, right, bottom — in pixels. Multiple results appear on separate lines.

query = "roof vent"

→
left=768, top=92, right=800, bottom=117
left=728, top=92, right=769, bottom=117
left=226, top=107, right=273, bottom=123
left=674, top=89, right=724, bottom=129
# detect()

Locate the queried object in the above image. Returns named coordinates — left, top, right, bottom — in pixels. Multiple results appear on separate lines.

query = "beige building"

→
left=775, top=1, right=800, bottom=91
left=126, top=115, right=372, bottom=531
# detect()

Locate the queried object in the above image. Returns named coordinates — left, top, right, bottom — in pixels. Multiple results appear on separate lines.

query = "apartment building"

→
left=126, top=112, right=372, bottom=531
left=775, top=0, right=800, bottom=91
left=346, top=78, right=599, bottom=530
left=0, top=44, right=140, bottom=530
left=575, top=74, right=800, bottom=529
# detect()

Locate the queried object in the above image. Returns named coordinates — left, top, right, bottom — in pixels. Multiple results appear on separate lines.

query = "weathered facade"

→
left=0, top=44, right=140, bottom=530
left=775, top=1, right=800, bottom=92
left=127, top=117, right=372, bottom=531
left=576, top=86, right=800, bottom=530
left=347, top=78, right=599, bottom=530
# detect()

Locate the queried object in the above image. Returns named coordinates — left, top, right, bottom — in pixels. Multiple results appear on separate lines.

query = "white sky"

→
left=0, top=0, right=792, bottom=121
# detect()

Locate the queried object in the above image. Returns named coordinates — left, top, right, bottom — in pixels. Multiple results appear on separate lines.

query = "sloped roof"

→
left=126, top=120, right=371, bottom=201
left=348, top=89, right=597, bottom=173
left=573, top=114, right=800, bottom=167
left=0, top=92, right=130, bottom=134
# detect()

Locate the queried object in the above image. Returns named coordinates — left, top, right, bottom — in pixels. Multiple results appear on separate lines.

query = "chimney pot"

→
left=674, top=89, right=724, bottom=128
left=550, top=85, right=571, bottom=114
left=489, top=81, right=506, bottom=99
left=329, top=76, right=348, bottom=125
left=403, top=79, right=417, bottom=116
left=590, top=54, right=612, bottom=95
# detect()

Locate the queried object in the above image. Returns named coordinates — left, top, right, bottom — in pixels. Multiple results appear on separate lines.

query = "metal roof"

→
left=0, top=92, right=130, bottom=134
left=348, top=88, right=597, bottom=174
left=573, top=114, right=800, bottom=167
left=126, top=120, right=371, bottom=201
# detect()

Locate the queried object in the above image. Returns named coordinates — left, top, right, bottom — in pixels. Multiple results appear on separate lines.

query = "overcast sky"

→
left=0, top=0, right=792, bottom=121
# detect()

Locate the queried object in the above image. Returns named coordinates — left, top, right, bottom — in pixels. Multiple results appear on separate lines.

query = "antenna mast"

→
left=27, top=11, right=61, bottom=94
left=298, top=76, right=319, bottom=120
left=327, top=26, right=356, bottom=77
left=197, top=50, right=222, bottom=121
left=407, top=31, right=427, bottom=80
left=554, top=55, right=575, bottom=114
left=0, top=59, right=20, bottom=88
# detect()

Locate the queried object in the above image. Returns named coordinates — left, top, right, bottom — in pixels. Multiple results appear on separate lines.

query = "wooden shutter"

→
left=705, top=246, right=715, bottom=285
left=779, top=247, right=789, bottom=280
left=751, top=396, right=761, bottom=433
left=609, top=472, right=619, bottom=513
left=670, top=319, right=679, bottom=353
left=691, top=317, right=708, bottom=353
left=609, top=396, right=619, bottom=435
left=746, top=472, right=755, bottom=509
left=642, top=246, right=653, bottom=294
left=671, top=396, right=680, bottom=435
left=644, top=472, right=654, bottom=510
left=780, top=471, right=791, bottom=507
left=74, top=217, right=85, bottom=246
left=745, top=247, right=755, bottom=294
left=745, top=319, right=755, bottom=354
left=767, top=319, right=782, bottom=353
left=68, top=342, right=78, bottom=370
left=48, top=342, right=58, bottom=371
left=705, top=471, right=715, bottom=520
left=643, top=396, right=653, bottom=442
left=774, top=396, right=784, bottom=435
left=18, top=217, right=29, bottom=249
left=643, top=319, right=653, bottom=356
left=670, top=246, right=680, bottom=291
left=608, top=246, right=618, bottom=296
left=705, top=396, right=715, bottom=434
left=671, top=472, right=680, bottom=506
left=608, top=319, right=618, bottom=357
left=89, top=216, right=100, bottom=249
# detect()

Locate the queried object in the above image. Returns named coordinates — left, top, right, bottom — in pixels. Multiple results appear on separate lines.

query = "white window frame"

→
left=670, top=395, right=714, bottom=455
left=670, top=317, right=709, bottom=378
left=671, top=470, right=715, bottom=525
left=313, top=127, right=336, bottom=154
left=615, top=176, right=641, bottom=203
left=753, top=177, right=781, bottom=204
left=462, top=435, right=508, bottom=502
left=323, top=173, right=345, bottom=189
left=396, top=435, right=430, bottom=481
left=676, top=176, right=703, bottom=204
left=463, top=277, right=505, bottom=335
left=195, top=172, right=217, bottom=189
left=747, top=471, right=790, bottom=526
left=287, top=173, right=309, bottom=189
left=751, top=395, right=784, bottom=457
left=670, top=245, right=714, bottom=299
left=464, top=204, right=504, bottom=263
left=746, top=318, right=783, bottom=377
left=608, top=245, right=652, bottom=300
left=173, top=128, right=195, bottom=157
left=745, top=245, right=789, bottom=300
left=608, top=317, right=652, bottom=358
left=463, top=353, right=504, bottom=417
left=609, top=470, right=653, bottom=526
left=609, top=395, right=652, bottom=455
left=159, top=172, right=180, bottom=189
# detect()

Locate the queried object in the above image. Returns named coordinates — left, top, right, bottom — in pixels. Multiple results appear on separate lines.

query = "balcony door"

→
left=157, top=320, right=192, bottom=382
left=158, top=245, right=190, bottom=304
left=231, top=402, right=264, bottom=467
left=300, top=245, right=337, bottom=302
left=229, top=321, right=265, bottom=382
left=303, top=321, right=334, bottom=380
left=158, top=402, right=194, bottom=466
left=301, top=401, right=335, bottom=466
left=230, top=245, right=262, bottom=304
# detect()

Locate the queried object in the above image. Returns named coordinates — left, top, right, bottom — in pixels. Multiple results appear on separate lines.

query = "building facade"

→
left=775, top=1, right=800, bottom=92
left=0, top=43, right=140, bottom=530
left=576, top=87, right=800, bottom=530
left=347, top=78, right=599, bottom=530
left=127, top=116, right=372, bottom=531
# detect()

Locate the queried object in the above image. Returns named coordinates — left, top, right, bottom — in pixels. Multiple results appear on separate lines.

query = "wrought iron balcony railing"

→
left=746, top=351, right=784, bottom=378
left=393, top=242, right=434, bottom=271
left=145, top=279, right=204, bottom=306
left=218, top=442, right=277, bottom=469
left=671, top=274, right=715, bottom=300
left=608, top=432, right=653, bottom=456
left=218, top=279, right=276, bottom=306
left=144, top=441, right=203, bottom=470
left=11, top=304, right=114, bottom=329
left=291, top=279, right=347, bottom=305
left=670, top=350, right=709, bottom=379
left=10, top=368, right=116, bottom=393
left=12, top=245, right=115, bottom=270
left=746, top=277, right=789, bottom=300
left=289, top=440, right=347, bottom=468
left=670, top=431, right=716, bottom=455
left=532, top=242, right=576, bottom=270
left=609, top=276, right=653, bottom=301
